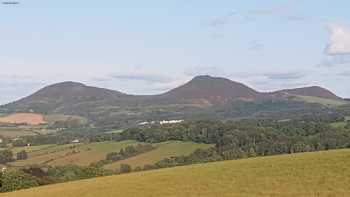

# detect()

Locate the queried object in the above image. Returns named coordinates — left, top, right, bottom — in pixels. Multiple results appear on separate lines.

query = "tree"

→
left=0, top=150, right=13, bottom=164
left=16, top=151, right=28, bottom=160
left=0, top=170, right=38, bottom=192
left=119, top=164, right=132, bottom=174
left=106, top=152, right=122, bottom=162
left=124, top=146, right=137, bottom=156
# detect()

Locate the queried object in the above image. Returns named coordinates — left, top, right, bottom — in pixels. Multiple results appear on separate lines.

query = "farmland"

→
left=9, top=140, right=139, bottom=167
left=8, top=140, right=212, bottom=168
left=3, top=149, right=350, bottom=197
left=104, top=141, right=214, bottom=169
left=0, top=113, right=46, bottom=125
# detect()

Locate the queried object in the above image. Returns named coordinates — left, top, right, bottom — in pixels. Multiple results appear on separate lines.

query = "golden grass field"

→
left=0, top=113, right=46, bottom=125
left=3, top=149, right=350, bottom=197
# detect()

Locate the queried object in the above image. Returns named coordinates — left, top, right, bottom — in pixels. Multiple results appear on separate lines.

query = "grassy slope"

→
left=3, top=149, right=350, bottom=197
left=44, top=114, right=88, bottom=125
left=297, top=95, right=348, bottom=106
left=104, top=141, right=213, bottom=170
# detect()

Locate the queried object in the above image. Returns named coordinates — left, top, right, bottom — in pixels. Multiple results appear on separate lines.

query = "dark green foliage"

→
left=106, top=152, right=123, bottom=162
left=0, top=170, right=38, bottom=192
left=105, top=144, right=155, bottom=162
left=123, top=119, right=350, bottom=162
left=0, top=150, right=13, bottom=164
left=153, top=147, right=222, bottom=169
left=119, top=164, right=132, bottom=173
left=47, top=165, right=113, bottom=183
left=16, top=150, right=28, bottom=160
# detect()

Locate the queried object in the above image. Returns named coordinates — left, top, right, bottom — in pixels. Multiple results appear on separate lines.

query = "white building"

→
left=160, top=120, right=184, bottom=125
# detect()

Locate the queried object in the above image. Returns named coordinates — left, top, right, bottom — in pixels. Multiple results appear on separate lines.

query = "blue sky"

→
left=0, top=0, right=350, bottom=104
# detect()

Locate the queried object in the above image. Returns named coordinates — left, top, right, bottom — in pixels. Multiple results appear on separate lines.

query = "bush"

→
left=0, top=170, right=38, bottom=192
left=119, top=164, right=132, bottom=174
left=0, top=150, right=13, bottom=164
left=16, top=150, right=28, bottom=160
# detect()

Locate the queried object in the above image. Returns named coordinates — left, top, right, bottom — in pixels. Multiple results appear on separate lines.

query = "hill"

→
left=160, top=75, right=262, bottom=105
left=1, top=76, right=346, bottom=127
left=3, top=149, right=350, bottom=197
left=275, top=86, right=340, bottom=100
left=3, top=82, right=127, bottom=114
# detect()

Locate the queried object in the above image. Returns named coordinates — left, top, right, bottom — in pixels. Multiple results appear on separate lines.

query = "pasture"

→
left=104, top=141, right=213, bottom=170
left=9, top=140, right=139, bottom=167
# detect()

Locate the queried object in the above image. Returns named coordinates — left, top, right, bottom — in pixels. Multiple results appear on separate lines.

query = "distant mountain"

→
left=274, top=86, right=340, bottom=100
left=1, top=75, right=345, bottom=127
left=161, top=75, right=261, bottom=102
left=4, top=81, right=128, bottom=114
left=21, top=81, right=125, bottom=101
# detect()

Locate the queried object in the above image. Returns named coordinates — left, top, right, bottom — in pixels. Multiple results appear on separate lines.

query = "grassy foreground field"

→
left=3, top=149, right=350, bottom=197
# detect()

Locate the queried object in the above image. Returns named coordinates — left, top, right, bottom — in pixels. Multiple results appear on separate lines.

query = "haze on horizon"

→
left=0, top=0, right=350, bottom=104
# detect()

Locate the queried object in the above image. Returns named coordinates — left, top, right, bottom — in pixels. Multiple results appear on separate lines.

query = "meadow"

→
left=3, top=149, right=350, bottom=197
left=9, top=140, right=139, bottom=167
left=9, top=140, right=212, bottom=168
left=104, top=141, right=213, bottom=169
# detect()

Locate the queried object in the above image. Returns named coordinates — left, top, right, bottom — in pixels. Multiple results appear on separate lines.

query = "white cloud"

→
left=326, top=23, right=350, bottom=55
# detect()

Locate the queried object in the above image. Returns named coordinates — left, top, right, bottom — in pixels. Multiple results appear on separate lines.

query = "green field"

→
left=10, top=140, right=139, bottom=167
left=104, top=129, right=124, bottom=134
left=0, top=126, right=56, bottom=138
left=104, top=141, right=214, bottom=170
left=3, top=149, right=350, bottom=197
left=9, top=140, right=212, bottom=168
left=330, top=121, right=347, bottom=128
left=7, top=144, right=56, bottom=154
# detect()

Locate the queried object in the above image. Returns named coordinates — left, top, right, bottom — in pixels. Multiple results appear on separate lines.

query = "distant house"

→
left=72, top=139, right=80, bottom=143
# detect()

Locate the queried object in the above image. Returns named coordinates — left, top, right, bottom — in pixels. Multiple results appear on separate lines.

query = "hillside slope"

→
left=3, top=149, right=350, bottom=197
left=275, top=86, right=340, bottom=100
left=160, top=75, right=262, bottom=104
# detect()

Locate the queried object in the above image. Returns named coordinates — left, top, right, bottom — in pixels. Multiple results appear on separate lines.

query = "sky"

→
left=0, top=0, right=350, bottom=104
